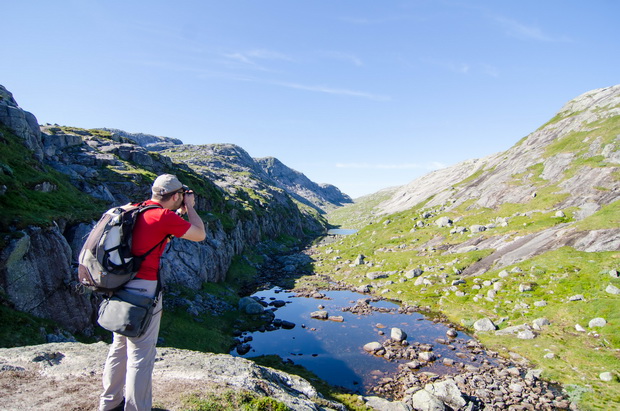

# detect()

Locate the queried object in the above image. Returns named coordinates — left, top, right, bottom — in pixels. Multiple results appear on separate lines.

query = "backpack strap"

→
left=131, top=202, right=172, bottom=262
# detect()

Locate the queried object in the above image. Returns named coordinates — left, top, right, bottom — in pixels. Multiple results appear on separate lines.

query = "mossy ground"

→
left=177, top=389, right=289, bottom=411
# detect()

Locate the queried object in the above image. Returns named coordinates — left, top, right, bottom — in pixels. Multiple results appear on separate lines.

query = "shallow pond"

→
left=231, top=288, right=479, bottom=395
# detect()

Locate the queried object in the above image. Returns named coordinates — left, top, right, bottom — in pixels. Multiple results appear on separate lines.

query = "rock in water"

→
left=391, top=327, right=407, bottom=342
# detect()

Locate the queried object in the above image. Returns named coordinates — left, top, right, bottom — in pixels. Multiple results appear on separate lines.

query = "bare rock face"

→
left=256, top=156, right=353, bottom=212
left=102, top=128, right=183, bottom=150
left=0, top=85, right=44, bottom=160
left=378, top=85, right=620, bottom=216
left=0, top=226, right=96, bottom=334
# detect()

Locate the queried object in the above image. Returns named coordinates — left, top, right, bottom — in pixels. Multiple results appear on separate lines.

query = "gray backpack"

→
left=78, top=203, right=166, bottom=293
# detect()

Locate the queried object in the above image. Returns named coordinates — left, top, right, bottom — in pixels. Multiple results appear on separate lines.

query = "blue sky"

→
left=2, top=1, right=618, bottom=198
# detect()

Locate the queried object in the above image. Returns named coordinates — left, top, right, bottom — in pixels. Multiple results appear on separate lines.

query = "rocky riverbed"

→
left=229, top=245, right=578, bottom=409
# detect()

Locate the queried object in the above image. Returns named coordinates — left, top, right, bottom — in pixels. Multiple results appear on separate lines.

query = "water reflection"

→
left=231, top=288, right=478, bottom=394
left=326, top=228, right=358, bottom=235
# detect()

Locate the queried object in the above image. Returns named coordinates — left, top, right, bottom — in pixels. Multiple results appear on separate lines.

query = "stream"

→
left=230, top=287, right=482, bottom=395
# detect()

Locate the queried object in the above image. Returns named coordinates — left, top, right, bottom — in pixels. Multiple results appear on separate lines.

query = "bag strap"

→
left=133, top=202, right=171, bottom=259
left=136, top=235, right=169, bottom=259
left=131, top=201, right=169, bottom=307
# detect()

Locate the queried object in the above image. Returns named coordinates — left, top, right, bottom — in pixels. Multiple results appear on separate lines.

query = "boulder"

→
left=532, top=318, right=551, bottom=330
left=405, top=268, right=424, bottom=278
left=363, top=342, right=384, bottom=353
left=409, top=388, right=445, bottom=411
left=517, top=329, right=537, bottom=340
left=589, top=317, right=607, bottom=328
left=310, top=310, right=328, bottom=320
left=495, top=324, right=531, bottom=336
left=356, top=284, right=371, bottom=293
left=600, top=372, right=614, bottom=382
left=473, top=318, right=496, bottom=332
left=605, top=284, right=620, bottom=295
left=367, top=272, right=389, bottom=280
left=435, top=217, right=452, bottom=227
left=391, top=327, right=407, bottom=342
left=424, top=379, right=466, bottom=410
left=418, top=351, right=436, bottom=362
left=238, top=297, right=264, bottom=315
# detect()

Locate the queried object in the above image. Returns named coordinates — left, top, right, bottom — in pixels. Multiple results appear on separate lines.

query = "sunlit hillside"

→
left=316, top=85, right=620, bottom=410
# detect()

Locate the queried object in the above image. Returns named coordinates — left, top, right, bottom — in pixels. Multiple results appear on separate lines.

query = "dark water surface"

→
left=231, top=288, right=477, bottom=394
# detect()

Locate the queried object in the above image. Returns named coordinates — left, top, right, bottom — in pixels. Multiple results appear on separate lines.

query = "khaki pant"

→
left=99, top=280, right=162, bottom=411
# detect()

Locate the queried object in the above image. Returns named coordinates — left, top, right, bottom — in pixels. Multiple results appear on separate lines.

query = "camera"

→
left=181, top=189, right=193, bottom=207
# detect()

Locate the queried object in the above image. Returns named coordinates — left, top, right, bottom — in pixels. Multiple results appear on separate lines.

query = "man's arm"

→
left=180, top=193, right=206, bottom=242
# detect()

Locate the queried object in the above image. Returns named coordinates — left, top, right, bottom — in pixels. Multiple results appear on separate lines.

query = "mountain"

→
left=0, top=83, right=341, bottom=334
left=256, top=156, right=353, bottom=213
left=378, top=85, right=620, bottom=217
left=320, top=85, right=620, bottom=409
left=101, top=128, right=183, bottom=150
left=160, top=144, right=351, bottom=214
left=99, top=131, right=352, bottom=213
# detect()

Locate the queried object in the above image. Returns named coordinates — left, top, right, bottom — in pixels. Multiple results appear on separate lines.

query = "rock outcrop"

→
left=0, top=85, right=44, bottom=160
left=102, top=127, right=183, bottom=150
left=256, top=156, right=353, bottom=212
left=0, top=342, right=345, bottom=411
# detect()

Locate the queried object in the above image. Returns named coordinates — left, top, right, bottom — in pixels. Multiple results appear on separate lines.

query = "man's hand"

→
left=177, top=192, right=195, bottom=216
left=183, top=192, right=196, bottom=209
left=180, top=192, right=206, bottom=242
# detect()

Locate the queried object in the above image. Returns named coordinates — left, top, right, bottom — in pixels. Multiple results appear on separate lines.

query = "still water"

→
left=231, top=288, right=476, bottom=394
left=326, top=228, right=358, bottom=235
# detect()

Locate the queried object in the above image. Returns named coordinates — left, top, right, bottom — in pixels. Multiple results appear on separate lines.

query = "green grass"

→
left=543, top=113, right=620, bottom=161
left=0, top=302, right=50, bottom=347
left=0, top=125, right=106, bottom=233
left=574, top=199, right=620, bottom=230
left=328, top=188, right=397, bottom=229
left=180, top=390, right=289, bottom=411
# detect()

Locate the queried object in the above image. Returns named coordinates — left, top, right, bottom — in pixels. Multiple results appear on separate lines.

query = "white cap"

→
left=151, top=174, right=188, bottom=196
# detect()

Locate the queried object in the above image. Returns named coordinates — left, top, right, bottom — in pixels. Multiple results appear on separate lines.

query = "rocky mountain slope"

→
left=0, top=83, right=342, bottom=335
left=378, top=85, right=620, bottom=216
left=371, top=84, right=620, bottom=275
left=257, top=156, right=352, bottom=212
left=102, top=128, right=352, bottom=213
left=319, top=85, right=620, bottom=409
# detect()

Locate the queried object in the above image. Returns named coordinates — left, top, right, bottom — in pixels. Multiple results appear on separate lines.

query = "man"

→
left=99, top=174, right=206, bottom=411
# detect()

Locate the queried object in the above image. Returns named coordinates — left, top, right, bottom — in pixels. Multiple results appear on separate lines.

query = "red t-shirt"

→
left=132, top=200, right=192, bottom=281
